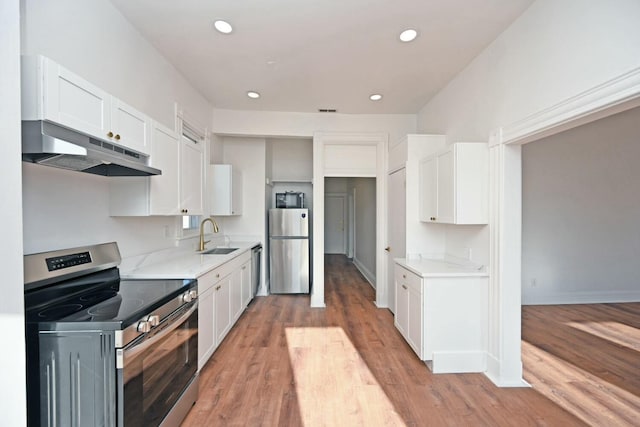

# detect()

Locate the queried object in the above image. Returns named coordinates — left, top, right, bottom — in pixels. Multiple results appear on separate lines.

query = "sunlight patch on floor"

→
left=285, top=327, right=405, bottom=427
left=522, top=340, right=640, bottom=426
left=565, top=320, right=640, bottom=351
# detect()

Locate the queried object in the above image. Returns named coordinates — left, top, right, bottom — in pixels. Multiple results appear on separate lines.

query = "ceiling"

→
left=110, top=0, right=534, bottom=114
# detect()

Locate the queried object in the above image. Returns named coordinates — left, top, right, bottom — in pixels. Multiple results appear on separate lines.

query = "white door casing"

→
left=386, top=168, right=406, bottom=314
left=312, top=132, right=388, bottom=308
left=485, top=66, right=640, bottom=387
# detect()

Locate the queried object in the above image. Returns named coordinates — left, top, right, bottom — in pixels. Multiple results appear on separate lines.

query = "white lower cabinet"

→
left=394, top=261, right=488, bottom=373
left=197, top=250, right=253, bottom=370
left=240, top=260, right=252, bottom=308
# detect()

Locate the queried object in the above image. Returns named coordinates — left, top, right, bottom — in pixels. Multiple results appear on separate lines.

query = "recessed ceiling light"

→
left=370, top=94, right=383, bottom=101
left=247, top=91, right=260, bottom=99
left=213, top=20, right=233, bottom=34
left=399, top=29, right=418, bottom=42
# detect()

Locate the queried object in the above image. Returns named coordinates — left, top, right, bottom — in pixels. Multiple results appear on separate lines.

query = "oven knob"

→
left=182, top=292, right=193, bottom=303
left=147, top=315, right=160, bottom=327
left=189, top=290, right=198, bottom=299
left=137, top=321, right=151, bottom=333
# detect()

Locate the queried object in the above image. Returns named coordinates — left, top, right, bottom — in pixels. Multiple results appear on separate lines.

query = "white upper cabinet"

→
left=419, top=143, right=488, bottom=225
left=180, top=135, right=204, bottom=215
left=210, top=164, right=242, bottom=216
left=110, top=98, right=152, bottom=155
left=109, top=123, right=204, bottom=216
left=22, top=55, right=151, bottom=155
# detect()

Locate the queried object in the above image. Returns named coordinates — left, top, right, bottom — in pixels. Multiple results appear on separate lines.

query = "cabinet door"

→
left=149, top=124, right=180, bottom=215
left=110, top=98, right=151, bottom=155
left=407, top=285, right=423, bottom=359
left=419, top=156, right=437, bottom=222
left=230, top=268, right=243, bottom=322
left=210, top=165, right=242, bottom=216
left=436, top=150, right=454, bottom=224
left=394, top=275, right=408, bottom=337
left=180, top=137, right=204, bottom=215
left=43, top=59, right=111, bottom=140
left=214, top=277, right=231, bottom=346
left=241, top=260, right=252, bottom=307
left=197, top=286, right=215, bottom=370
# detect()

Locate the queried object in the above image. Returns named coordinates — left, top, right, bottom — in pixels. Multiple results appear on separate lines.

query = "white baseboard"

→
left=484, top=354, right=530, bottom=388
left=352, top=258, right=376, bottom=289
left=428, top=351, right=487, bottom=374
left=522, top=290, right=640, bottom=305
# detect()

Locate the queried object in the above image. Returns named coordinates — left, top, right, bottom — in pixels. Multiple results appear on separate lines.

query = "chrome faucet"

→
left=198, top=217, right=220, bottom=251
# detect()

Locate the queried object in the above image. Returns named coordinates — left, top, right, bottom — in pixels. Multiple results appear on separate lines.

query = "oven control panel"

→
left=46, top=251, right=92, bottom=271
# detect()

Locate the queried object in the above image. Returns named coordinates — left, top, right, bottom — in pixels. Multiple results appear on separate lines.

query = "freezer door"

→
left=269, top=238, right=309, bottom=293
left=269, top=209, right=309, bottom=237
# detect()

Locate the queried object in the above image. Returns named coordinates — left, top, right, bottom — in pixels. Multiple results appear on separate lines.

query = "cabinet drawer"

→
left=395, top=265, right=422, bottom=294
left=197, top=250, right=252, bottom=293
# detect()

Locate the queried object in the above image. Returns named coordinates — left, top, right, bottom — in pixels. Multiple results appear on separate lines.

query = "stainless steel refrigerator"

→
left=269, top=208, right=310, bottom=294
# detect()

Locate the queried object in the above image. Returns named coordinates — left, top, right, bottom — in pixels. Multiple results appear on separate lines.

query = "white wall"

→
left=220, top=137, right=268, bottom=292
left=417, top=0, right=640, bottom=272
left=352, top=178, right=377, bottom=283
left=0, top=0, right=26, bottom=423
left=20, top=0, right=213, bottom=257
left=221, top=137, right=267, bottom=239
left=213, top=108, right=416, bottom=143
left=522, top=106, right=640, bottom=304
left=270, top=138, right=313, bottom=181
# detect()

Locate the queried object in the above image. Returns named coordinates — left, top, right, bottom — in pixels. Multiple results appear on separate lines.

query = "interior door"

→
left=387, top=168, right=406, bottom=314
left=325, top=195, right=346, bottom=254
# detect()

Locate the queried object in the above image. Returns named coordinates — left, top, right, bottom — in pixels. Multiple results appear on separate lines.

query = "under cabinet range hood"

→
left=21, top=121, right=162, bottom=176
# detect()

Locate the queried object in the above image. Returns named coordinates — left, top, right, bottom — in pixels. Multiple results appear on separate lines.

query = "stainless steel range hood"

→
left=22, top=121, right=161, bottom=176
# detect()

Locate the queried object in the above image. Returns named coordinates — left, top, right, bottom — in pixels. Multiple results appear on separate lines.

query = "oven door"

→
left=117, top=301, right=198, bottom=426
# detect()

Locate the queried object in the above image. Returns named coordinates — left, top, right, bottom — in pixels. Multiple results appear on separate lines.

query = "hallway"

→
left=182, top=255, right=582, bottom=426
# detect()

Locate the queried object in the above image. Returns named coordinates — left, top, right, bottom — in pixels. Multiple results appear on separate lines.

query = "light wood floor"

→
left=182, top=255, right=638, bottom=426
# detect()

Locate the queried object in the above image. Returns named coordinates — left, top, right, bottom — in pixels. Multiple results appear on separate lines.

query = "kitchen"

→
left=3, top=0, right=640, bottom=425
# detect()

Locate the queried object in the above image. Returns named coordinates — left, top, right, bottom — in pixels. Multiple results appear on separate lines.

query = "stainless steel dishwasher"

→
left=251, top=244, right=262, bottom=297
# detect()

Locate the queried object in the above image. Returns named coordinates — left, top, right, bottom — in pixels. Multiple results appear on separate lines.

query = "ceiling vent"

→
left=318, top=108, right=337, bottom=113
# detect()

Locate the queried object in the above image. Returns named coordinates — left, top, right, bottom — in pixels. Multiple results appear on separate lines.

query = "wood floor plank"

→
left=182, top=255, right=633, bottom=426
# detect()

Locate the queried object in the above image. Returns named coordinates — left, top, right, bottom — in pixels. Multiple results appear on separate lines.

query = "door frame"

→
left=311, top=132, right=387, bottom=308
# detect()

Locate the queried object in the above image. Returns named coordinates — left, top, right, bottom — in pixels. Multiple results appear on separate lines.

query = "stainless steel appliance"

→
left=275, top=191, right=305, bottom=208
left=24, top=242, right=198, bottom=427
left=22, top=120, right=162, bottom=176
left=269, top=208, right=310, bottom=293
left=251, top=244, right=262, bottom=297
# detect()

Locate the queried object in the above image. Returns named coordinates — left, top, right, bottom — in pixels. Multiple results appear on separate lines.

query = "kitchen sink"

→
left=202, top=247, right=238, bottom=255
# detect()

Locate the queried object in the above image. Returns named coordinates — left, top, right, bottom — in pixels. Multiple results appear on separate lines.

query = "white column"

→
left=0, top=0, right=27, bottom=423
left=311, top=134, right=325, bottom=307
left=485, top=135, right=528, bottom=387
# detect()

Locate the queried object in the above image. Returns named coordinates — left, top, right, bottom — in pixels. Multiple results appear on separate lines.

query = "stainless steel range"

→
left=24, top=242, right=198, bottom=427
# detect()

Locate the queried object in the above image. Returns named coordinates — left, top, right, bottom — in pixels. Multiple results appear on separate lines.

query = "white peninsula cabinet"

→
left=21, top=55, right=151, bottom=155
left=419, top=143, right=488, bottom=224
left=394, top=258, right=488, bottom=373
left=109, top=122, right=204, bottom=216
left=198, top=250, right=252, bottom=370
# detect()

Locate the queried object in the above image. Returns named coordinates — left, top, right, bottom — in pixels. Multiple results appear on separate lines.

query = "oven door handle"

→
left=117, top=301, right=197, bottom=369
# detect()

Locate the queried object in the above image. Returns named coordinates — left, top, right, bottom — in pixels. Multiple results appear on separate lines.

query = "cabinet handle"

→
left=181, top=209, right=188, bottom=214
left=215, top=285, right=221, bottom=290
left=216, top=273, right=220, bottom=278
left=114, top=134, right=121, bottom=140
left=107, top=131, right=114, bottom=138
left=242, top=266, right=246, bottom=270
left=384, top=247, right=390, bottom=252
left=431, top=217, right=436, bottom=221
left=402, top=274, right=406, bottom=279
left=402, top=285, right=408, bottom=290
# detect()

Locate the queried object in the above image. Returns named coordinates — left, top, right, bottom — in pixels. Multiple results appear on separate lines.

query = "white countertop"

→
left=120, top=241, right=260, bottom=280
left=395, top=257, right=488, bottom=278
